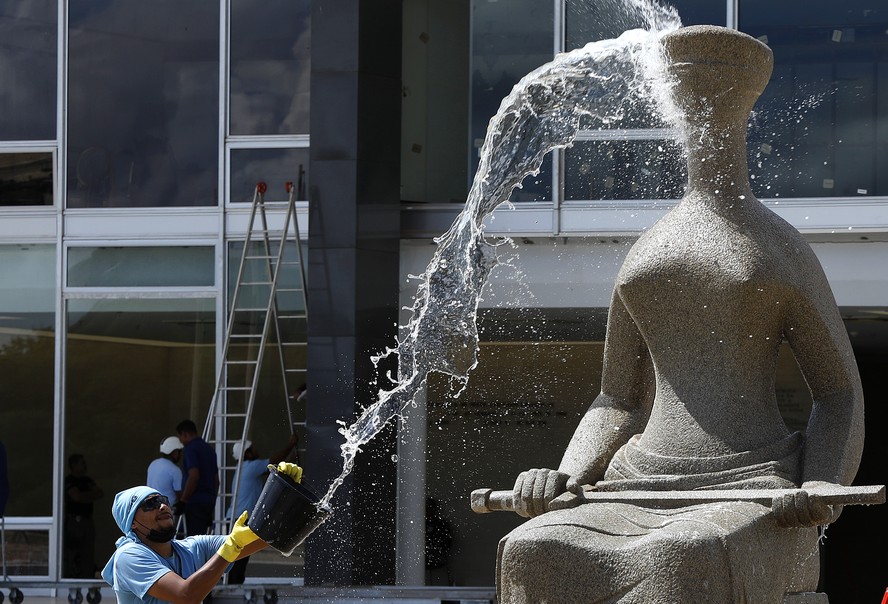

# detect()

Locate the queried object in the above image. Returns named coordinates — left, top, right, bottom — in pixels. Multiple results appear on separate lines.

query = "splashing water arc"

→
left=320, top=0, right=683, bottom=507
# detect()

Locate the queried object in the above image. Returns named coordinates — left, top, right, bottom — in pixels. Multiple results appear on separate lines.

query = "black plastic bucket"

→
left=247, top=468, right=332, bottom=556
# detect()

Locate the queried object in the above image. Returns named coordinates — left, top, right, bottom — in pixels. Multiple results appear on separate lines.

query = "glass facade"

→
left=0, top=245, right=56, bottom=519
left=66, top=1, right=220, bottom=208
left=0, top=0, right=313, bottom=582
left=229, top=0, right=311, bottom=135
left=230, top=148, right=309, bottom=203
left=0, top=152, right=54, bottom=206
left=0, top=0, right=56, bottom=141
left=468, top=0, right=888, bottom=206
left=469, top=0, right=724, bottom=203
left=67, top=246, right=214, bottom=287
left=564, top=138, right=684, bottom=200
left=470, top=0, right=554, bottom=201
left=741, top=0, right=888, bottom=198
left=64, top=297, right=216, bottom=576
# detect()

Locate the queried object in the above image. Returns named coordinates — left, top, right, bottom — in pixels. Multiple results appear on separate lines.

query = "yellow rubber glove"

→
left=272, top=461, right=303, bottom=483
left=217, top=511, right=260, bottom=562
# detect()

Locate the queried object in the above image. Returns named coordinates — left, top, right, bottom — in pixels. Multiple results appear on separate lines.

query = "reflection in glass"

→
left=0, top=1, right=56, bottom=141
left=565, top=139, right=685, bottom=201
left=2, top=529, right=50, bottom=576
left=470, top=0, right=554, bottom=201
left=66, top=297, right=215, bottom=567
left=66, top=1, right=219, bottom=208
left=0, top=153, right=53, bottom=206
left=0, top=245, right=55, bottom=518
left=67, top=246, right=214, bottom=287
left=230, top=0, right=311, bottom=135
left=561, top=0, right=724, bottom=200
left=741, top=0, right=888, bottom=198
left=230, top=148, right=309, bottom=202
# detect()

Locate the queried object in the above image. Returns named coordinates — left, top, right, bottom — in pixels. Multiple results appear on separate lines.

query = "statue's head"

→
left=660, top=25, right=773, bottom=135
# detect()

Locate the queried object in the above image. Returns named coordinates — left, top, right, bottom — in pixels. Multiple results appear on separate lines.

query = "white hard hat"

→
left=159, top=436, right=183, bottom=455
left=232, top=440, right=252, bottom=460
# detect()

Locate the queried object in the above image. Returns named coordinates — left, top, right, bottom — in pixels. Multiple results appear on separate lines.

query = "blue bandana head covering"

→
left=112, top=485, right=159, bottom=540
left=101, top=486, right=160, bottom=587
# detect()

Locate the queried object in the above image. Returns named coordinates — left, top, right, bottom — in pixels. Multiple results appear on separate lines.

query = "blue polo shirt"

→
left=226, top=458, right=270, bottom=520
left=181, top=437, right=218, bottom=506
left=105, top=535, right=226, bottom=604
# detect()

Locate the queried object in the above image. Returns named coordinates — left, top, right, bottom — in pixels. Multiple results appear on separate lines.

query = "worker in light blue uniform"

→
left=225, top=434, right=299, bottom=584
left=102, top=462, right=302, bottom=604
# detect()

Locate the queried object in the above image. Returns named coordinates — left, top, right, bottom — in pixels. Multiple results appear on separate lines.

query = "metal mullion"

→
left=552, top=0, right=566, bottom=235
left=727, top=0, right=738, bottom=30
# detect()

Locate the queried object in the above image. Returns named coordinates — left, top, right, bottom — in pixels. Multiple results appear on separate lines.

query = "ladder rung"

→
left=285, top=368, right=307, bottom=373
left=241, top=281, right=273, bottom=286
left=233, top=307, right=270, bottom=313
left=244, top=255, right=276, bottom=260
left=221, top=386, right=253, bottom=392
left=225, top=360, right=259, bottom=365
left=276, top=314, right=306, bottom=320
left=281, top=342, right=307, bottom=347
left=229, top=334, right=262, bottom=339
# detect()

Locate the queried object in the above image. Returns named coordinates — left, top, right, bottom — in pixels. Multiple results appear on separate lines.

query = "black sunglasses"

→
left=140, top=495, right=170, bottom=512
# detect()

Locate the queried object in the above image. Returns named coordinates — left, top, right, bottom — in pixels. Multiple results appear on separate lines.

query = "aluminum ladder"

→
left=202, top=181, right=308, bottom=533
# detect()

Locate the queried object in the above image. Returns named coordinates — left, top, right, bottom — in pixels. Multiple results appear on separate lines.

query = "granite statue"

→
left=477, top=25, right=879, bottom=603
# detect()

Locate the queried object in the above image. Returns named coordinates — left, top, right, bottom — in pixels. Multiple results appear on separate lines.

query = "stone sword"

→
left=470, top=484, right=886, bottom=514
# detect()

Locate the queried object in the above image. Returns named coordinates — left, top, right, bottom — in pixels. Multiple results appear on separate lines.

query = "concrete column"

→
left=305, top=0, right=402, bottom=586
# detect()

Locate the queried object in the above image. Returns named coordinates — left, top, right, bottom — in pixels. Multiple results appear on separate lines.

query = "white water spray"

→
left=320, top=0, right=682, bottom=507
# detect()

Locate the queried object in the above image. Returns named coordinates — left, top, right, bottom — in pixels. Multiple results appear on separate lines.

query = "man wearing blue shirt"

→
left=175, top=420, right=219, bottom=536
left=102, top=461, right=302, bottom=604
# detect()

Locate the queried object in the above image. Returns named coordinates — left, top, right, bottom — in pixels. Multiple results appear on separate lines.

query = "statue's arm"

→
left=777, top=251, right=865, bottom=528
left=558, top=287, right=654, bottom=485
left=784, top=261, right=864, bottom=488
left=511, top=288, right=653, bottom=517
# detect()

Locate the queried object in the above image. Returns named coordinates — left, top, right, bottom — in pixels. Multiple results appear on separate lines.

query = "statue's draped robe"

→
left=497, top=434, right=821, bottom=603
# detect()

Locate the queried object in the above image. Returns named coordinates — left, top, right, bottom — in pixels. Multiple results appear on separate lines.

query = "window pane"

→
left=470, top=0, right=554, bottom=201
left=65, top=297, right=215, bottom=574
left=230, top=0, right=311, bottom=135
left=3, top=529, right=50, bottom=576
left=0, top=153, right=53, bottom=206
left=565, top=138, right=685, bottom=200
left=230, top=148, right=308, bottom=203
left=741, top=0, right=888, bottom=198
left=0, top=1, right=56, bottom=140
left=0, top=245, right=56, bottom=519
left=564, top=0, right=724, bottom=131
left=567, top=0, right=724, bottom=54
left=66, top=1, right=219, bottom=208
left=67, top=246, right=214, bottom=287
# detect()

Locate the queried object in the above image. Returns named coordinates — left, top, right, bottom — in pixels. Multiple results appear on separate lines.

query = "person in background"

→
left=147, top=436, right=185, bottom=526
left=175, top=420, right=219, bottom=536
left=102, top=461, right=303, bottom=604
left=64, top=453, right=104, bottom=578
left=225, top=433, right=299, bottom=584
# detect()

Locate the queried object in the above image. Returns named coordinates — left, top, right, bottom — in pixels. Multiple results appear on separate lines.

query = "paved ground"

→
left=3, top=584, right=497, bottom=604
